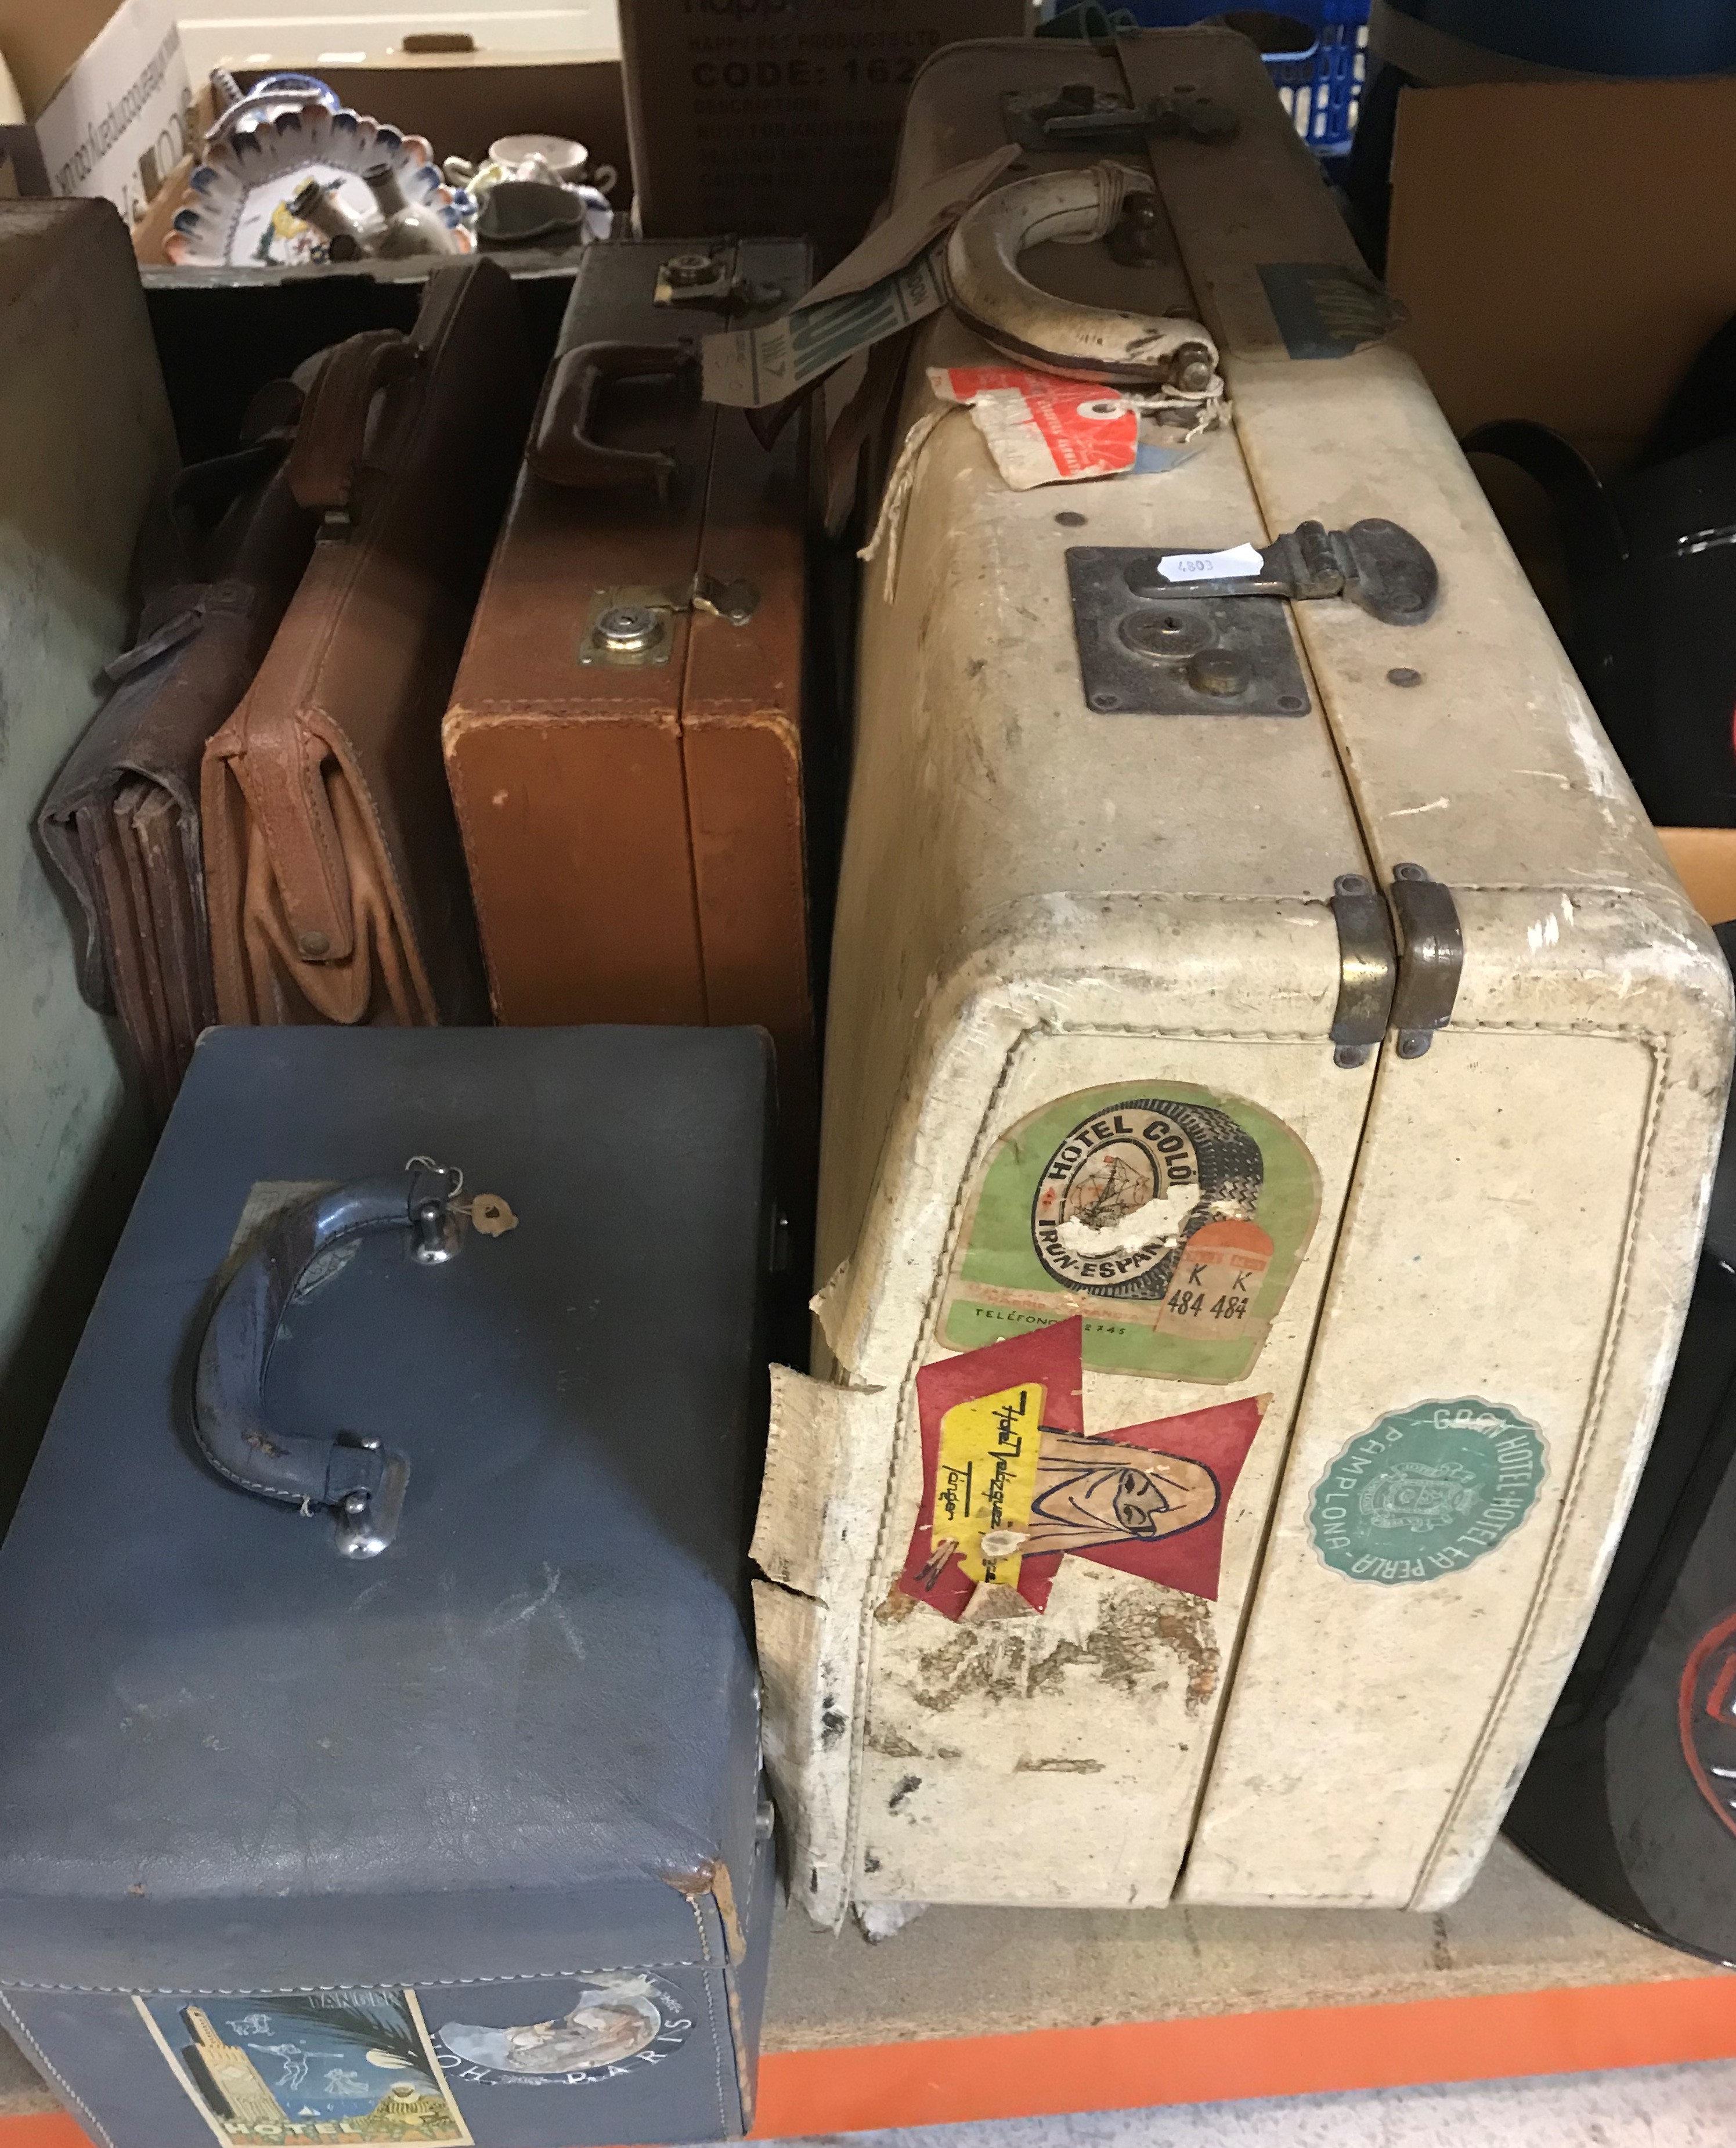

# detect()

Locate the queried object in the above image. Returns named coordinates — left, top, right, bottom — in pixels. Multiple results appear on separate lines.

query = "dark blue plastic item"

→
left=1048, top=1, right=1370, bottom=158
left=1381, top=0, right=1736, bottom=79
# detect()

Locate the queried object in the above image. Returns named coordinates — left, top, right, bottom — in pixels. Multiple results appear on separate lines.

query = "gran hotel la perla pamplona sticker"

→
left=941, top=1082, right=1320, bottom=1381
left=1308, top=1399, right=1547, bottom=1585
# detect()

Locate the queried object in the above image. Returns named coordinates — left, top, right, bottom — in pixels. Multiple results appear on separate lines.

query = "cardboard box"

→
left=0, top=0, right=194, bottom=221
left=1660, top=829, right=1736, bottom=930
left=619, top=0, right=1029, bottom=261
left=1386, top=77, right=1736, bottom=466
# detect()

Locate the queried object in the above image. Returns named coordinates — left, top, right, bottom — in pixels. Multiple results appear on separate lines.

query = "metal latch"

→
left=654, top=248, right=785, bottom=312
left=1134, top=520, right=1441, bottom=627
left=1387, top=863, right=1464, bottom=1058
left=579, top=575, right=761, bottom=667
left=1330, top=873, right=1398, bottom=1069
left=1329, top=865, right=1462, bottom=1067
left=1002, top=83, right=1239, bottom=152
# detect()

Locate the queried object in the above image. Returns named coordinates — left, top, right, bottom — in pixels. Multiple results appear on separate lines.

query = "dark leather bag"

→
left=37, top=405, right=316, bottom=1114
left=203, top=259, right=533, bottom=1027
left=1466, top=334, right=1736, bottom=826
left=1507, top=925, right=1736, bottom=1964
left=442, top=240, right=817, bottom=1192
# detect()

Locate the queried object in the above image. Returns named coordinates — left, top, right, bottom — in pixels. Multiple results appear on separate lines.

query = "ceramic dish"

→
left=165, top=102, right=474, bottom=269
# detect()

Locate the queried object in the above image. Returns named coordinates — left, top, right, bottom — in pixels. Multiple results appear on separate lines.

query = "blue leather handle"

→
left=192, top=1167, right=454, bottom=1554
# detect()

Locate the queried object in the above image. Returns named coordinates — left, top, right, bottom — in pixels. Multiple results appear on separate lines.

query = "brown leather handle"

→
left=287, top=330, right=420, bottom=512
left=526, top=340, right=693, bottom=494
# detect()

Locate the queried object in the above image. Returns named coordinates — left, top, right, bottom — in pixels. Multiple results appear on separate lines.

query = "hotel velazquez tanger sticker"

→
left=941, top=1083, right=1320, bottom=1381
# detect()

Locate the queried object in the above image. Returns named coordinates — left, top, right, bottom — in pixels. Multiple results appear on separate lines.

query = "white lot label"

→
left=1157, top=543, right=1265, bottom=583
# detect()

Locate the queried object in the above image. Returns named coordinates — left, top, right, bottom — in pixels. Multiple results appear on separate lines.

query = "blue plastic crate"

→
left=1039, top=2, right=1371, bottom=160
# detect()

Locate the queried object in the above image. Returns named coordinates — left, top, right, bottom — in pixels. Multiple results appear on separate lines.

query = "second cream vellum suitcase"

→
left=442, top=239, right=817, bottom=1190
left=751, top=28, right=1735, bottom=1923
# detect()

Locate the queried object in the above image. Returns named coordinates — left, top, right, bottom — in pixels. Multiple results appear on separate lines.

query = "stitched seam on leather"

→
left=1414, top=1030, right=1671, bottom=1901
left=0, top=1991, right=118, bottom=2148
left=203, top=756, right=250, bottom=1020
left=684, top=1890, right=713, bottom=1968
left=694, top=1951, right=730, bottom=2134
left=0, top=1962, right=708, bottom=1995
left=440, top=738, right=507, bottom=1009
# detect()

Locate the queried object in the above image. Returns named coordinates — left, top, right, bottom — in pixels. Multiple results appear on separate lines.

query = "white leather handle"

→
left=944, top=164, right=1219, bottom=391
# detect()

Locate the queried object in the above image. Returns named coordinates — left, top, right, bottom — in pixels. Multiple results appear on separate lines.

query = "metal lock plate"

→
left=655, top=248, right=733, bottom=306
left=1064, top=549, right=1312, bottom=716
left=579, top=589, right=673, bottom=667
left=1001, top=84, right=1239, bottom=153
left=1002, top=86, right=1142, bottom=152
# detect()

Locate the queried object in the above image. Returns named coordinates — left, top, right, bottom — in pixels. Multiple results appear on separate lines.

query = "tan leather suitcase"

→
left=203, top=260, right=533, bottom=1028
left=442, top=239, right=817, bottom=1179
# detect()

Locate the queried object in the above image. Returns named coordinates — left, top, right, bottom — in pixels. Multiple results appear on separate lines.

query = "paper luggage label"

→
left=1306, top=1399, right=1547, bottom=1586
left=941, top=1084, right=1320, bottom=1382
left=136, top=1975, right=694, bottom=2138
left=897, top=1316, right=1264, bottom=1621
left=1681, top=1606, right=1736, bottom=1843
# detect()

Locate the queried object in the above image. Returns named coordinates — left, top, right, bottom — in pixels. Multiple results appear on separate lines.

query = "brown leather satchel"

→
left=442, top=239, right=817, bottom=1180
left=38, top=390, right=317, bottom=1115
left=203, top=259, right=532, bottom=1027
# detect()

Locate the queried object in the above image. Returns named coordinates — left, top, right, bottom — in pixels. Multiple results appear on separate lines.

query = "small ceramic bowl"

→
left=488, top=132, right=617, bottom=196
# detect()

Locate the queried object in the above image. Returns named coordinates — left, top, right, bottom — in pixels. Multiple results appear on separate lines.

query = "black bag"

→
left=0, top=1025, right=777, bottom=2143
left=1505, top=925, right=1736, bottom=1963
left=1466, top=324, right=1736, bottom=828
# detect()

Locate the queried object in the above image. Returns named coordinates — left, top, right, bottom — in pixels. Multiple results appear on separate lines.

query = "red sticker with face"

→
left=897, top=1316, right=1265, bottom=1622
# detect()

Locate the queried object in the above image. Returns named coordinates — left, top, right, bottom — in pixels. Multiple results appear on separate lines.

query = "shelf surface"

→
left=3, top=1842, right=1732, bottom=2140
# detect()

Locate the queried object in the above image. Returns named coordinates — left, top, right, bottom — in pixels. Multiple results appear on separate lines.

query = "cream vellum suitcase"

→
left=750, top=27, right=1736, bottom=1925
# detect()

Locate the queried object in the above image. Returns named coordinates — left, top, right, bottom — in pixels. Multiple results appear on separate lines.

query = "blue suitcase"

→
left=0, top=1026, right=775, bottom=2147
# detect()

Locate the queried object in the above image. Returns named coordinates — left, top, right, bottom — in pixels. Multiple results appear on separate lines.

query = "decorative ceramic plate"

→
left=165, top=103, right=474, bottom=269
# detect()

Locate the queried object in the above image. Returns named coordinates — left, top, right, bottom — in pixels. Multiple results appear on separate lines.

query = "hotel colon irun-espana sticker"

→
left=941, top=1083, right=1320, bottom=1382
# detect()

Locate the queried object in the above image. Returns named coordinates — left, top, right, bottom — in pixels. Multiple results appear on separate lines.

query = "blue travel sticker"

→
left=431, top=1974, right=691, bottom=2086
left=134, top=1988, right=470, bottom=2146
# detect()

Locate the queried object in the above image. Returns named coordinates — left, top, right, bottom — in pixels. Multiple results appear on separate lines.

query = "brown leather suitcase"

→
left=39, top=389, right=317, bottom=1115
left=203, top=259, right=533, bottom=1028
left=442, top=239, right=816, bottom=1178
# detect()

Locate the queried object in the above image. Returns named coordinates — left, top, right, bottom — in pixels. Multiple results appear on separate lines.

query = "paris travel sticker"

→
left=431, top=1973, right=691, bottom=2086
left=941, top=1082, right=1320, bottom=1381
left=1308, top=1399, right=1547, bottom=1585
left=135, top=1987, right=471, bottom=2147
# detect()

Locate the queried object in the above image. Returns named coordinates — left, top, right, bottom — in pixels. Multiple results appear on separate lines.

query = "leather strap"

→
left=287, top=330, right=419, bottom=512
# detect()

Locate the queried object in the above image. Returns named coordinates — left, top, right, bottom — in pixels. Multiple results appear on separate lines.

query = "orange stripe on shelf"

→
left=749, top=1977, right=1736, bottom=2136
left=9, top=1979, right=1736, bottom=2148
left=0, top=2120, right=89, bottom=2148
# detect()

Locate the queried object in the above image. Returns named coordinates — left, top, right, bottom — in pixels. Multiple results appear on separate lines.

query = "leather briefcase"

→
left=0, top=1024, right=777, bottom=2146
left=203, top=259, right=533, bottom=1028
left=38, top=390, right=317, bottom=1115
left=442, top=240, right=816, bottom=1184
